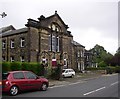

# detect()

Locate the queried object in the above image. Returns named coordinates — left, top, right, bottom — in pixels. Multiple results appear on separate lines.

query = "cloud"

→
left=0, top=0, right=118, bottom=54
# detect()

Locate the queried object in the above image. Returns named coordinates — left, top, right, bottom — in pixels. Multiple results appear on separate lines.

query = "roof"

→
left=38, top=11, right=69, bottom=29
left=1, top=27, right=28, bottom=37
left=72, top=40, right=85, bottom=48
left=0, top=25, right=16, bottom=33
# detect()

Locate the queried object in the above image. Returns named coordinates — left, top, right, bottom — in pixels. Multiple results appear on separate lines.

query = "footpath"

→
left=48, top=70, right=108, bottom=87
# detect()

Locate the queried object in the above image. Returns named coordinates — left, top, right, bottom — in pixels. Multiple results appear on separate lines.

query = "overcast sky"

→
left=0, top=0, right=119, bottom=55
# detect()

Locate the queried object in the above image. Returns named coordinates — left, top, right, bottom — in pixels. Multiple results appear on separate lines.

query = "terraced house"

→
left=1, top=11, right=85, bottom=72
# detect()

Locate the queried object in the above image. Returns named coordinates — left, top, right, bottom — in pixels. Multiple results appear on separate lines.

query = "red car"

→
left=2, top=71, right=49, bottom=96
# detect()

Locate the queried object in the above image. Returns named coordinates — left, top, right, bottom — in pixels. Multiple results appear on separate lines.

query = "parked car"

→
left=62, top=69, right=75, bottom=78
left=2, top=71, right=49, bottom=96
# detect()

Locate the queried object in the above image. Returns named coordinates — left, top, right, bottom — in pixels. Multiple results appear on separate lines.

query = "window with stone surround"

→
left=10, top=56, right=14, bottom=62
left=20, top=56, right=25, bottom=62
left=20, top=38, right=25, bottom=47
left=48, top=35, right=60, bottom=52
left=10, top=39, right=15, bottom=48
left=2, top=40, right=6, bottom=49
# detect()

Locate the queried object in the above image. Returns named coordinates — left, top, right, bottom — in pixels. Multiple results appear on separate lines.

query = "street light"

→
left=0, top=12, right=7, bottom=18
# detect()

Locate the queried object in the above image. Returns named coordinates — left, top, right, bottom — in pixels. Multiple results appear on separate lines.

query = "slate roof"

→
left=1, top=26, right=28, bottom=37
left=72, top=40, right=85, bottom=48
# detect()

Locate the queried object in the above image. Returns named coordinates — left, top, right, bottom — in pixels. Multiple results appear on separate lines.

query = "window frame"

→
left=10, top=56, right=14, bottom=62
left=20, top=38, right=25, bottom=47
left=10, top=39, right=15, bottom=49
left=24, top=71, right=37, bottom=79
left=13, top=72, right=25, bottom=79
left=20, top=56, right=25, bottom=62
left=2, top=40, right=6, bottom=49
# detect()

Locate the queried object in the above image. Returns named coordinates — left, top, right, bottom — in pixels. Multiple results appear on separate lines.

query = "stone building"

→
left=1, top=11, right=85, bottom=71
left=72, top=41, right=85, bottom=72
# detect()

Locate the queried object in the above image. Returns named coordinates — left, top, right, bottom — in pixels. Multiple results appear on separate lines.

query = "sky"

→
left=0, top=0, right=119, bottom=55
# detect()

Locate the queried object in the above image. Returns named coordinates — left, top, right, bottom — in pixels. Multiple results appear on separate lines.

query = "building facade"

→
left=72, top=41, right=85, bottom=72
left=1, top=11, right=86, bottom=71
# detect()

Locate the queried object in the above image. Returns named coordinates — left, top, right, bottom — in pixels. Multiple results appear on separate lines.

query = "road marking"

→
left=83, top=87, right=106, bottom=96
left=110, top=82, right=118, bottom=86
left=49, top=80, right=86, bottom=89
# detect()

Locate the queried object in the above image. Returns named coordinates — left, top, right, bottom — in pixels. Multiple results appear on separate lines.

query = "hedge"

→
left=2, top=62, right=11, bottom=72
left=2, top=62, right=44, bottom=76
left=11, top=62, right=22, bottom=71
left=86, top=66, right=120, bottom=74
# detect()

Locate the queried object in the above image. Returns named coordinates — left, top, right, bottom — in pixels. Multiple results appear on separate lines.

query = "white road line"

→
left=111, top=82, right=118, bottom=86
left=83, top=87, right=106, bottom=96
left=49, top=81, right=86, bottom=89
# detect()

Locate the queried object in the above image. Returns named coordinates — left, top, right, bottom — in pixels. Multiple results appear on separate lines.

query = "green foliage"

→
left=2, top=62, right=44, bottom=76
left=2, top=62, right=11, bottom=72
left=86, top=67, right=106, bottom=71
left=98, top=61, right=107, bottom=67
left=114, top=66, right=120, bottom=73
left=29, top=62, right=40, bottom=75
left=90, top=44, right=113, bottom=66
left=50, top=65, right=61, bottom=80
left=11, top=62, right=22, bottom=71
left=21, top=62, right=31, bottom=71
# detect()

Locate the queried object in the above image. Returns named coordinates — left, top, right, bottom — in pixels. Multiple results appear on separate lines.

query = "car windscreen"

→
left=62, top=70, right=65, bottom=73
left=2, top=73, right=9, bottom=80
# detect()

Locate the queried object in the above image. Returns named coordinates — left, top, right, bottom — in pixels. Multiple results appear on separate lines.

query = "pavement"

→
left=48, top=70, right=108, bottom=87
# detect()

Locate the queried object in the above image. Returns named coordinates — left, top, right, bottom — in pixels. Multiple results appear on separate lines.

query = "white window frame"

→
left=57, top=36, right=59, bottom=52
left=10, top=56, right=14, bottom=62
left=20, top=56, right=25, bottom=62
left=20, top=38, right=25, bottom=47
left=2, top=40, right=6, bottom=49
left=10, top=40, right=14, bottom=48
left=77, top=51, right=80, bottom=57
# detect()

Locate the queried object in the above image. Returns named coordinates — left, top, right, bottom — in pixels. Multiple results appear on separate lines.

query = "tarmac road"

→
left=3, top=73, right=118, bottom=98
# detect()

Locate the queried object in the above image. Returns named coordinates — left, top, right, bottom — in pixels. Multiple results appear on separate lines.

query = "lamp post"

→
left=0, top=12, right=7, bottom=18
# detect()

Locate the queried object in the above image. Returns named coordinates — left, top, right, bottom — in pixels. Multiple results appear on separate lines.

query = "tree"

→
left=110, top=47, right=120, bottom=66
left=89, top=44, right=113, bottom=67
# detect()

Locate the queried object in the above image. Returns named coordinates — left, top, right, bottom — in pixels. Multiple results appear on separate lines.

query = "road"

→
left=3, top=74, right=119, bottom=98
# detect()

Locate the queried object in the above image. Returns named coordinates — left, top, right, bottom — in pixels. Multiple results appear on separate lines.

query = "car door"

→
left=65, top=70, right=69, bottom=77
left=24, top=71, right=41, bottom=90
left=12, top=72, right=28, bottom=90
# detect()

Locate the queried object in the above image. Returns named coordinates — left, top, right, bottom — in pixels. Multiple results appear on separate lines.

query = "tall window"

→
left=48, top=23, right=61, bottom=52
left=2, top=40, right=6, bottom=49
left=77, top=51, right=80, bottom=57
left=48, top=35, right=60, bottom=52
left=56, top=36, right=59, bottom=52
left=20, top=38, right=25, bottom=47
left=52, top=35, right=56, bottom=52
left=10, top=39, right=14, bottom=48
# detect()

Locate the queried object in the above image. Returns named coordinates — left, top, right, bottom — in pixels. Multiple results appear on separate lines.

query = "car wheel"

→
left=62, top=75, right=65, bottom=78
left=71, top=74, right=74, bottom=78
left=41, top=83, right=48, bottom=91
left=9, top=86, right=19, bottom=96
